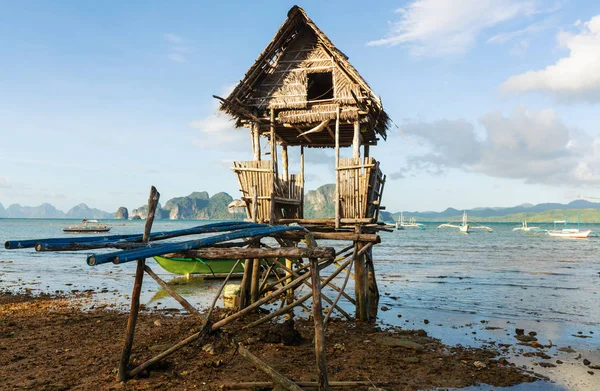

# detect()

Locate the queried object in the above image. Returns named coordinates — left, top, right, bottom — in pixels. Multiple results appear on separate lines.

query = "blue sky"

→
left=1, top=0, right=600, bottom=213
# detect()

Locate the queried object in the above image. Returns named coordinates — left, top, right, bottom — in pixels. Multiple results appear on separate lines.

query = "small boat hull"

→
left=153, top=256, right=245, bottom=276
left=547, top=230, right=598, bottom=238
left=63, top=227, right=111, bottom=233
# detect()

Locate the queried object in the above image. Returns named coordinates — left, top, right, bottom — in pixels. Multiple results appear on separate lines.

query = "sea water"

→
left=1, top=218, right=599, bottom=389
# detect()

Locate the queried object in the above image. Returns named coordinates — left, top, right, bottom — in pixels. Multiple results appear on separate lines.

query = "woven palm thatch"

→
left=219, top=5, right=390, bottom=147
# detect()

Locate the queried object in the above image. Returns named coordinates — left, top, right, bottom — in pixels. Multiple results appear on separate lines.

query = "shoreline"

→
left=1, top=291, right=598, bottom=390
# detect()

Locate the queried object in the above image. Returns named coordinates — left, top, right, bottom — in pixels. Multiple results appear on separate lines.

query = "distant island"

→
left=1, top=185, right=599, bottom=222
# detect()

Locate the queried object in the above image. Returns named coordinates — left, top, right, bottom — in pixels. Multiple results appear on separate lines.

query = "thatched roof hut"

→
left=218, top=5, right=390, bottom=148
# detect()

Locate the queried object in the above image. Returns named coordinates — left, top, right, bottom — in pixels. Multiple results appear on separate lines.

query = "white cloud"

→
left=399, top=106, right=600, bottom=186
left=367, top=0, right=537, bottom=56
left=0, top=176, right=10, bottom=188
left=501, top=15, right=600, bottom=101
left=164, top=33, right=184, bottom=44
left=164, top=33, right=192, bottom=62
left=189, top=84, right=246, bottom=151
left=189, top=113, right=247, bottom=150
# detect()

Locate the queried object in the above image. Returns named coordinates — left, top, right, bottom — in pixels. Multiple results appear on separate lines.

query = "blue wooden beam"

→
left=87, top=225, right=305, bottom=266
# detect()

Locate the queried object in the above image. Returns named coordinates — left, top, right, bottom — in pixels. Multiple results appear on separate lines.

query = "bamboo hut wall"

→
left=337, top=157, right=383, bottom=220
left=233, top=160, right=303, bottom=222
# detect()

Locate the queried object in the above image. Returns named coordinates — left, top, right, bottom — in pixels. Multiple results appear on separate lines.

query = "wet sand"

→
left=0, top=291, right=546, bottom=391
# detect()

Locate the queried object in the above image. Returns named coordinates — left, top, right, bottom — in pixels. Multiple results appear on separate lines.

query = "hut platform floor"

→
left=0, top=292, right=542, bottom=391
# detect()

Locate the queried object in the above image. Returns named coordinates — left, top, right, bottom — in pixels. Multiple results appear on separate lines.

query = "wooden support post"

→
left=251, top=257, right=261, bottom=303
left=334, top=105, right=340, bottom=230
left=252, top=186, right=258, bottom=223
left=239, top=259, right=253, bottom=309
left=364, top=144, right=370, bottom=158
left=118, top=186, right=159, bottom=381
left=282, top=145, right=289, bottom=182
left=300, top=145, right=305, bottom=218
left=252, top=122, right=261, bottom=161
left=352, top=120, right=360, bottom=159
left=270, top=110, right=277, bottom=177
left=365, top=246, right=380, bottom=319
left=353, top=229, right=369, bottom=322
left=310, top=256, right=330, bottom=390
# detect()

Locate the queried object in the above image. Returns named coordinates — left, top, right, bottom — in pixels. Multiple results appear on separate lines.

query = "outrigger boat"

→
left=62, top=219, right=111, bottom=234
left=153, top=255, right=245, bottom=277
left=437, top=211, right=493, bottom=234
left=513, top=221, right=547, bottom=233
left=547, top=215, right=598, bottom=238
left=395, top=212, right=425, bottom=230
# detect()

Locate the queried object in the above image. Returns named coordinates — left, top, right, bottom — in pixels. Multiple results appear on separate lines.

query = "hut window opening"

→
left=307, top=72, right=333, bottom=101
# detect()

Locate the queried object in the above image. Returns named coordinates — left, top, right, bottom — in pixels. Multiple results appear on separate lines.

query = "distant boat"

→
left=437, top=211, right=493, bottom=234
left=62, top=219, right=111, bottom=234
left=547, top=215, right=598, bottom=239
left=513, top=221, right=546, bottom=233
left=395, top=212, right=425, bottom=230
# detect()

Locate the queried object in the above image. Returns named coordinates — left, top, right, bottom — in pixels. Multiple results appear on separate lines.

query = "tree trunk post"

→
left=310, top=256, right=330, bottom=390
left=118, top=186, right=159, bottom=381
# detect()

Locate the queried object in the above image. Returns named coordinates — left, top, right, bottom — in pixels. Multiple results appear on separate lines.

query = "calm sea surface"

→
left=1, top=218, right=599, bottom=355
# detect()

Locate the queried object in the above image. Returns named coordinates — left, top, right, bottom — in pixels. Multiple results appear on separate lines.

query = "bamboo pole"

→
left=269, top=258, right=351, bottom=320
left=252, top=186, right=258, bottom=223
left=323, top=257, right=353, bottom=325
left=244, top=253, right=354, bottom=329
left=300, top=145, right=305, bottom=218
left=237, top=345, right=304, bottom=391
left=310, top=256, right=330, bottom=390
left=168, top=247, right=335, bottom=260
left=352, top=120, right=360, bottom=159
left=129, top=259, right=240, bottom=378
left=210, top=260, right=329, bottom=331
left=252, top=122, right=261, bottom=161
left=282, top=145, right=289, bottom=182
left=118, top=186, right=159, bottom=381
left=335, top=105, right=340, bottom=229
left=144, top=265, right=202, bottom=318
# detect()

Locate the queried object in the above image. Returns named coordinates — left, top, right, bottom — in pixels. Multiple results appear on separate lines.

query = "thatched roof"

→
left=219, top=5, right=390, bottom=146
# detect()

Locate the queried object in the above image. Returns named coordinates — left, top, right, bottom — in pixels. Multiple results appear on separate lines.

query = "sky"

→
left=1, top=0, right=600, bottom=213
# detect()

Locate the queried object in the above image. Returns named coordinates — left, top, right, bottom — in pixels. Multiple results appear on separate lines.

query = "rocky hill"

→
left=66, top=203, right=113, bottom=219
left=114, top=207, right=129, bottom=219
left=5, top=203, right=65, bottom=218
left=130, top=192, right=245, bottom=220
left=304, top=184, right=336, bottom=218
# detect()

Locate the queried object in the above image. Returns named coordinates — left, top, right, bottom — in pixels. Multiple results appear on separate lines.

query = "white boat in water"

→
left=513, top=221, right=547, bottom=233
left=437, top=211, right=493, bottom=234
left=547, top=216, right=598, bottom=238
left=395, top=212, right=425, bottom=230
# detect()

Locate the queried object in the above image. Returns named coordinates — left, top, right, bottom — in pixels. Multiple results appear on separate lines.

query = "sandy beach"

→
left=1, top=289, right=598, bottom=390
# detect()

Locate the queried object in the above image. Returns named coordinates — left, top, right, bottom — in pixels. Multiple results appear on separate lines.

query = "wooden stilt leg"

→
left=353, top=241, right=369, bottom=322
left=365, top=247, right=379, bottom=319
left=251, top=258, right=261, bottom=303
left=118, top=186, right=159, bottom=381
left=310, top=257, right=330, bottom=390
left=239, top=258, right=253, bottom=309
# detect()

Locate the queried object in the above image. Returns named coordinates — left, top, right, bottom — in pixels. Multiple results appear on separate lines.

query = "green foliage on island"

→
left=131, top=192, right=246, bottom=220
left=304, top=184, right=336, bottom=218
